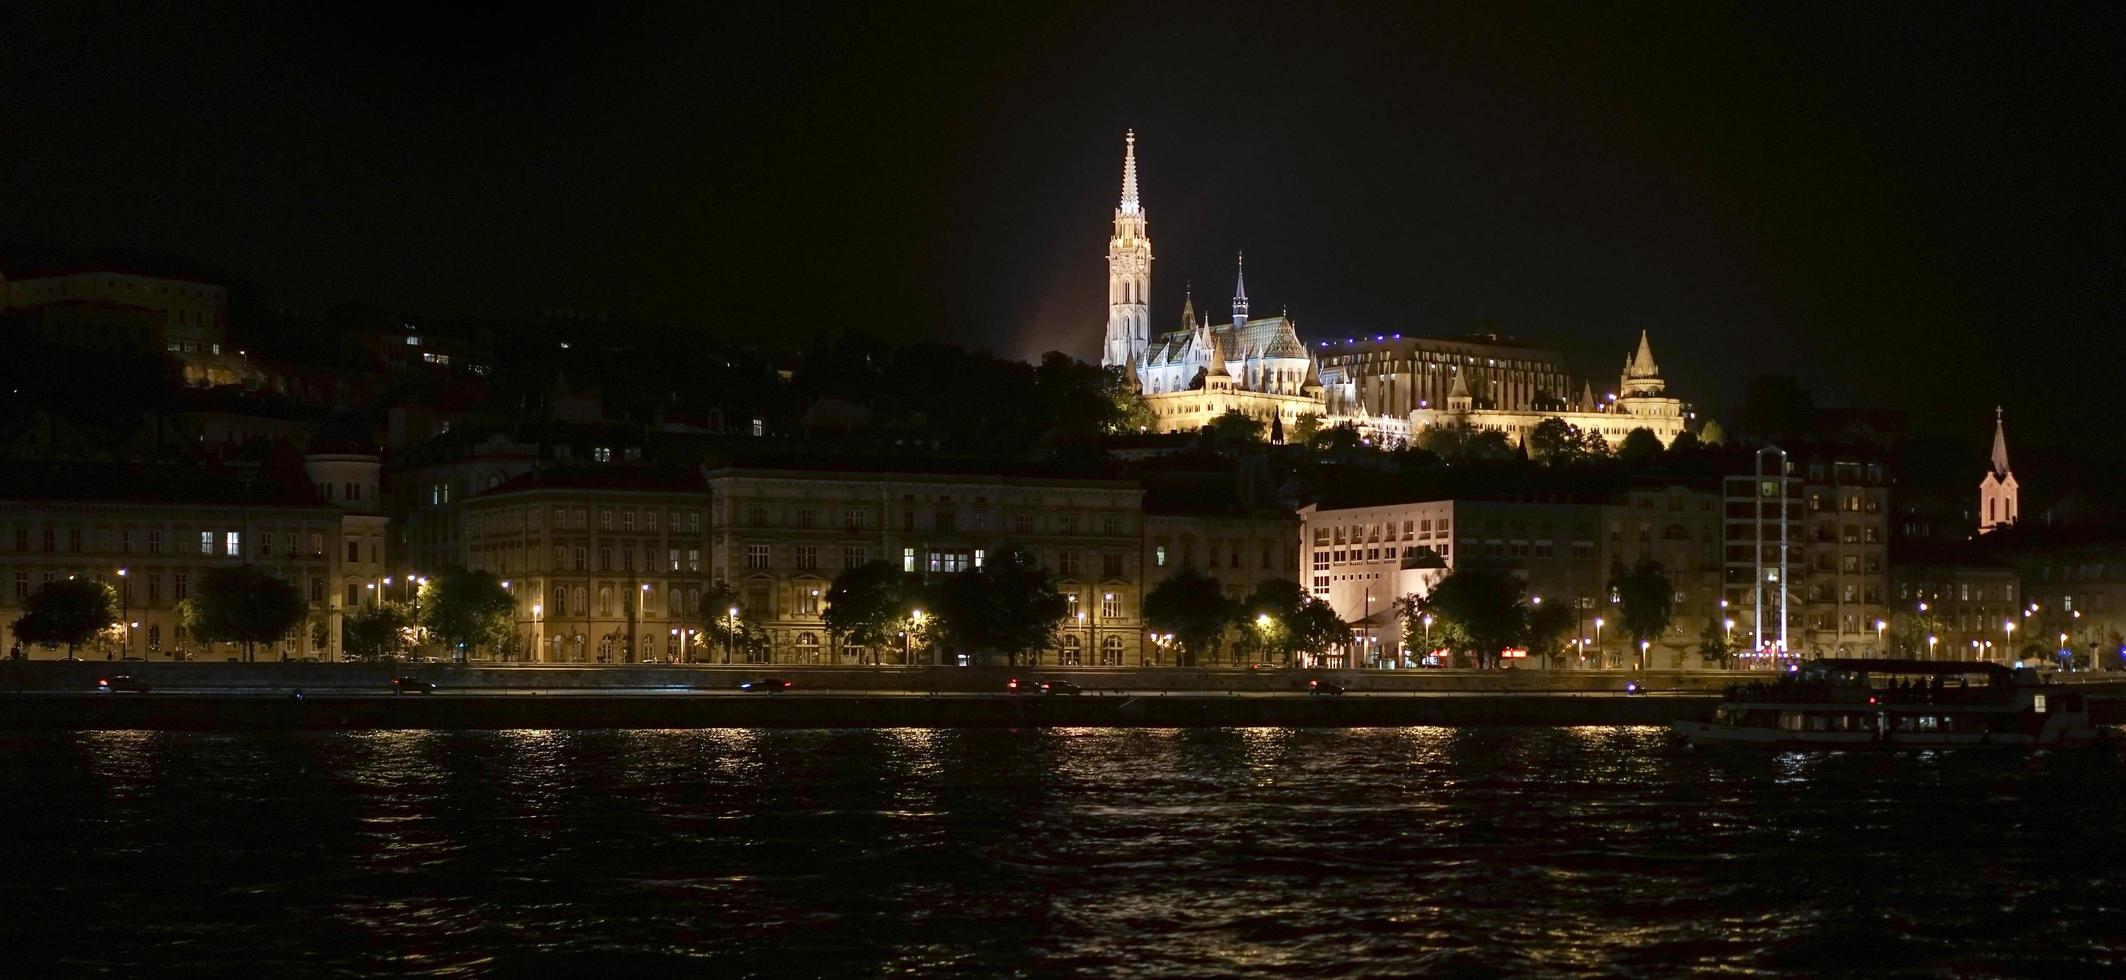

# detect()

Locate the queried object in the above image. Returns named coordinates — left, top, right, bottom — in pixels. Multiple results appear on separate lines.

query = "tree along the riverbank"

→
left=823, top=561, right=922, bottom=665
left=1607, top=559, right=1675, bottom=670
left=9, top=578, right=117, bottom=659
left=924, top=548, right=1066, bottom=666
left=1395, top=568, right=1529, bottom=669
left=1143, top=567, right=1237, bottom=667
left=418, top=569, right=514, bottom=661
left=181, top=565, right=307, bottom=661
left=343, top=602, right=414, bottom=662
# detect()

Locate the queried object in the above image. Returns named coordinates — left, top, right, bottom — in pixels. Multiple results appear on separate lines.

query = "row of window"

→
left=5, top=526, right=336, bottom=558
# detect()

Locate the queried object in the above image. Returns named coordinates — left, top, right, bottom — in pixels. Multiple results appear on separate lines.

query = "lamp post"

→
left=1875, top=619, right=1886, bottom=657
left=2004, top=619, right=2016, bottom=664
left=116, top=568, right=128, bottom=660
left=1927, top=634, right=1936, bottom=660
left=1593, top=617, right=1604, bottom=667
left=910, top=609, right=925, bottom=666
left=726, top=606, right=739, bottom=664
left=532, top=602, right=544, bottom=663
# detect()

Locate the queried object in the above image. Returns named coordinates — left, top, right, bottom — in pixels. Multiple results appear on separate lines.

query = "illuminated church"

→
left=1099, top=132, right=1326, bottom=434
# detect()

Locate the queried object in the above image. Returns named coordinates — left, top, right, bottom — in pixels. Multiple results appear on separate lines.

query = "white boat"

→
left=1673, top=658, right=2104, bottom=749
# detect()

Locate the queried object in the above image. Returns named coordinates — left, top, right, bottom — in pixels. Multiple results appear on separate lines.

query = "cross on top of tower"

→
left=1232, top=252, right=1249, bottom=324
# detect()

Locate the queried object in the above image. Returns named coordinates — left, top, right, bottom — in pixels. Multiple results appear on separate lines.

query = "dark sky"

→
left=4, top=2, right=2122, bottom=457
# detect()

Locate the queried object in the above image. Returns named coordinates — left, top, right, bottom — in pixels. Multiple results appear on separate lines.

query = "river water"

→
left=1, top=727, right=2122, bottom=977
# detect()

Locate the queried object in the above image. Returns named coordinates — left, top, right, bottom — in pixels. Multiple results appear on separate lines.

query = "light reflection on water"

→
left=1, top=727, right=2122, bottom=977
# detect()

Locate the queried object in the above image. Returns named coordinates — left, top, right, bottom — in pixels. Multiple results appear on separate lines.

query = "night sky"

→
left=4, top=2, right=2121, bottom=457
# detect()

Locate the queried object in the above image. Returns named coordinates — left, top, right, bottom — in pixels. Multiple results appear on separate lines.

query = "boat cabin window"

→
left=2032, top=694, right=2046, bottom=714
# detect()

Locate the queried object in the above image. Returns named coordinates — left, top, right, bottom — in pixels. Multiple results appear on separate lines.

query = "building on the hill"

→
left=1315, top=329, right=1689, bottom=449
left=1096, top=132, right=1326, bottom=434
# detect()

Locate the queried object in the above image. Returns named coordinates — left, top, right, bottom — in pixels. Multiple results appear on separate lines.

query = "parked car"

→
left=98, top=674, right=150, bottom=694
left=740, top=678, right=792, bottom=693
left=1248, top=663, right=1280, bottom=671
left=1039, top=680, right=1083, bottom=696
left=1006, top=677, right=1037, bottom=694
left=1307, top=679, right=1345, bottom=697
left=391, top=676, right=436, bottom=695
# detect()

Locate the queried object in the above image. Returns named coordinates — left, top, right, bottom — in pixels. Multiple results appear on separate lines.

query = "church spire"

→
left=1120, top=129, right=1141, bottom=215
left=1979, top=406, right=2019, bottom=534
left=1102, top=131, right=1152, bottom=371
left=1232, top=252, right=1249, bottom=326
left=1990, top=406, right=2012, bottom=476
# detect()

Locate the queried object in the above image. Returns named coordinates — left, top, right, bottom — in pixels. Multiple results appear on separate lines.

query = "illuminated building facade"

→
left=1316, top=329, right=1688, bottom=448
left=1097, top=133, right=1326, bottom=434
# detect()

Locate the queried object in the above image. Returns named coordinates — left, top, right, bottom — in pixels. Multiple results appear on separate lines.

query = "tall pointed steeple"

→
left=1102, top=131, right=1152, bottom=371
left=1120, top=129, right=1141, bottom=215
left=1179, top=282, right=1196, bottom=331
left=1979, top=406, right=2019, bottom=534
left=1989, top=406, right=2011, bottom=476
left=1231, top=252, right=1249, bottom=327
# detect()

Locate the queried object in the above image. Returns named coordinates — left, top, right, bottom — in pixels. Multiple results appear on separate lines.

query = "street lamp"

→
left=115, top=568, right=128, bottom=660
left=910, top=609, right=925, bottom=665
left=1593, top=617, right=1604, bottom=665
left=1928, top=634, right=1937, bottom=660
left=1875, top=619, right=1886, bottom=656
left=2004, top=619, right=2016, bottom=663
left=726, top=606, right=739, bottom=664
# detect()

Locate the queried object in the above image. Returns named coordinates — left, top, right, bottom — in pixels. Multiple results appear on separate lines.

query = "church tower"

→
left=1978, top=407, right=2019, bottom=534
left=1102, top=131, right=1152, bottom=370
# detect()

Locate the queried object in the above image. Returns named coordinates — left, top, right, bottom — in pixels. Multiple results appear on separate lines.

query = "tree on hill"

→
left=926, top=548, right=1067, bottom=666
left=1208, top=409, right=1265, bottom=444
left=1616, top=427, right=1665, bottom=466
left=824, top=561, right=921, bottom=664
left=1396, top=569, right=1527, bottom=669
left=186, top=565, right=307, bottom=661
left=1528, top=417, right=1582, bottom=463
left=1696, top=419, right=1726, bottom=446
left=1143, top=567, right=1237, bottom=667
left=1608, top=559, right=1675, bottom=670
left=417, top=568, right=515, bottom=661
left=9, top=578, right=117, bottom=659
left=1666, top=429, right=1703, bottom=455
left=1292, top=412, right=1324, bottom=444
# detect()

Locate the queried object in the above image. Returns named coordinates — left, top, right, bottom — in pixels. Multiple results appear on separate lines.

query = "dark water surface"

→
left=2, top=727, right=2123, bottom=978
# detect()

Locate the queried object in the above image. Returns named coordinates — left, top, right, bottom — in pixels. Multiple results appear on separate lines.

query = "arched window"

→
left=669, top=587, right=682, bottom=618
left=572, top=587, right=587, bottom=617
left=796, top=631, right=820, bottom=664
left=1101, top=635, right=1124, bottom=666
left=1059, top=633, right=1082, bottom=666
left=598, top=587, right=612, bottom=616
left=687, top=588, right=701, bottom=614
left=553, top=587, right=568, bottom=618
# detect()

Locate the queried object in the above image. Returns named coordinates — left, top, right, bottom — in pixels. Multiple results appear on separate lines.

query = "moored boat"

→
left=1673, top=658, right=2103, bottom=749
